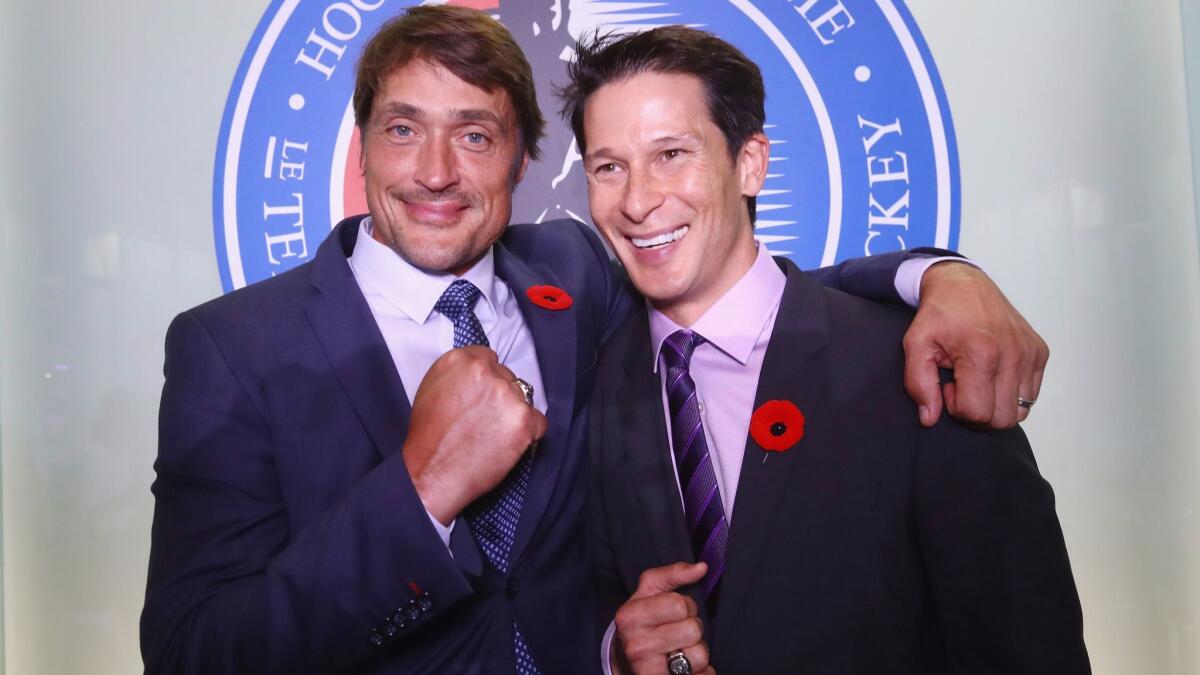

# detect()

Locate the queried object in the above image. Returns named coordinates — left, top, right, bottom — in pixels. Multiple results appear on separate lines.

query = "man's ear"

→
left=513, top=150, right=531, bottom=185
left=357, top=127, right=367, bottom=175
left=737, top=131, right=770, bottom=198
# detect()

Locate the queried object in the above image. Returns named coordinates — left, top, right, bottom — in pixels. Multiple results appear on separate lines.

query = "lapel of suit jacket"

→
left=304, top=217, right=413, bottom=462
left=616, top=310, right=695, bottom=572
left=710, top=258, right=832, bottom=644
left=493, top=239, right=580, bottom=567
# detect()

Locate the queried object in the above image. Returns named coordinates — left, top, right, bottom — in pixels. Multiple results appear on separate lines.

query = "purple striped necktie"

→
left=661, top=329, right=729, bottom=613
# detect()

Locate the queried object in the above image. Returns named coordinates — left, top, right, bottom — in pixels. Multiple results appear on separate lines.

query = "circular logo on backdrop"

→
left=214, top=0, right=958, bottom=292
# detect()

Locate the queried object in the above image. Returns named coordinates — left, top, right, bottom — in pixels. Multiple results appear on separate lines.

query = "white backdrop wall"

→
left=1, top=2, right=1198, bottom=674
left=919, top=3, right=1200, bottom=673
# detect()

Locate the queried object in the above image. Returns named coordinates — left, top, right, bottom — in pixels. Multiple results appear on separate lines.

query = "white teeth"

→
left=632, top=225, right=689, bottom=249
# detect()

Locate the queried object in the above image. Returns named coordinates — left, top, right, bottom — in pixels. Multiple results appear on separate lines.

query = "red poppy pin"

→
left=750, top=400, right=805, bottom=455
left=526, top=285, right=573, bottom=311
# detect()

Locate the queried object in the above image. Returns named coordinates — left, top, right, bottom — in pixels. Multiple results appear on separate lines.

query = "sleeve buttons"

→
left=370, top=590, right=436, bottom=646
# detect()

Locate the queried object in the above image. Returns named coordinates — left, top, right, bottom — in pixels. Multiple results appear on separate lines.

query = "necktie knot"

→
left=434, top=280, right=489, bottom=349
left=434, top=279, right=483, bottom=320
left=662, top=329, right=706, bottom=372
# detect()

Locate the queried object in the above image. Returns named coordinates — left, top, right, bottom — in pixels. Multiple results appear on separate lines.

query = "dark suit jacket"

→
left=142, top=216, right=936, bottom=674
left=589, top=258, right=1090, bottom=674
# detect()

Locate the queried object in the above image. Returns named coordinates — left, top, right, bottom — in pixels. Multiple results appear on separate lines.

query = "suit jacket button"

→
left=369, top=631, right=384, bottom=647
left=505, top=577, right=520, bottom=599
left=392, top=609, right=409, bottom=629
left=405, top=600, right=421, bottom=622
left=383, top=621, right=399, bottom=638
left=418, top=592, right=434, bottom=613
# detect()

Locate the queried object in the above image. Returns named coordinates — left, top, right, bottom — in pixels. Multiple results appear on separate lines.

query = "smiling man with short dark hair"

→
left=566, top=26, right=1090, bottom=675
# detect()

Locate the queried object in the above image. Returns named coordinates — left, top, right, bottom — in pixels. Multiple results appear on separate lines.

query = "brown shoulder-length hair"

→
left=352, top=5, right=545, bottom=160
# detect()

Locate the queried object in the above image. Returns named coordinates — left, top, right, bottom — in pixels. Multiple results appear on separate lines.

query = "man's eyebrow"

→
left=452, top=108, right=502, bottom=125
left=375, top=103, right=502, bottom=126
left=584, top=133, right=702, bottom=162
left=583, top=147, right=614, bottom=164
left=650, top=133, right=700, bottom=146
left=376, top=102, right=423, bottom=119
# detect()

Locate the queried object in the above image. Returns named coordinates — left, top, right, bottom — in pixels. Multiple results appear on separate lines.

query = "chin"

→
left=392, top=241, right=464, bottom=274
left=630, top=277, right=683, bottom=307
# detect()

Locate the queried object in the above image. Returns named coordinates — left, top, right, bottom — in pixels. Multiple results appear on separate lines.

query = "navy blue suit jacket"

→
left=142, top=216, right=933, bottom=674
left=589, top=258, right=1090, bottom=674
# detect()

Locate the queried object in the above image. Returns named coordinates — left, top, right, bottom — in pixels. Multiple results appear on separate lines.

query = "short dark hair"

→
left=559, top=26, right=765, bottom=220
left=353, top=5, right=545, bottom=160
left=560, top=26, right=765, bottom=160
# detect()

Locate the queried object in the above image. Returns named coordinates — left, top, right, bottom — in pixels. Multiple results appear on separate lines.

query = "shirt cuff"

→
left=601, top=619, right=618, bottom=675
left=426, top=507, right=455, bottom=552
left=894, top=255, right=983, bottom=307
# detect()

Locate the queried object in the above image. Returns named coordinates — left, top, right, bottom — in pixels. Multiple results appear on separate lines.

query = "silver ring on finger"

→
left=667, top=649, right=692, bottom=675
left=512, top=377, right=535, bottom=407
left=1017, top=396, right=1036, bottom=410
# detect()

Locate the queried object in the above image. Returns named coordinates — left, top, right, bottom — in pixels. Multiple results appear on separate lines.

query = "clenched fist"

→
left=402, top=346, right=547, bottom=524
left=612, top=562, right=715, bottom=675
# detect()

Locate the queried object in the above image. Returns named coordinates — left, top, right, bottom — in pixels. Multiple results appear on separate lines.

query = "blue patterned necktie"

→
left=661, top=329, right=730, bottom=615
left=433, top=279, right=540, bottom=675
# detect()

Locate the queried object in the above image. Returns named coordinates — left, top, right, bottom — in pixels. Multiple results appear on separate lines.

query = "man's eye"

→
left=390, top=125, right=412, bottom=137
left=595, top=163, right=617, bottom=174
left=465, top=132, right=487, bottom=144
left=663, top=149, right=683, bottom=160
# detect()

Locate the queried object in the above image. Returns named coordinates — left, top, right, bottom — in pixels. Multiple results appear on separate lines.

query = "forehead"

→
left=375, top=58, right=516, bottom=123
left=583, top=71, right=717, bottom=147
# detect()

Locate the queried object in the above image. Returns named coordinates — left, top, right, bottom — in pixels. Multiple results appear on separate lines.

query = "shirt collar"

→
left=350, top=216, right=499, bottom=324
left=648, top=243, right=786, bottom=372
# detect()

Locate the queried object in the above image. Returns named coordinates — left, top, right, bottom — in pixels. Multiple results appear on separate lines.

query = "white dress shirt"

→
left=347, top=217, right=547, bottom=545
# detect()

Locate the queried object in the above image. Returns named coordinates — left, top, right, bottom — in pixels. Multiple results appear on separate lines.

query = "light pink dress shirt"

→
left=647, top=244, right=788, bottom=521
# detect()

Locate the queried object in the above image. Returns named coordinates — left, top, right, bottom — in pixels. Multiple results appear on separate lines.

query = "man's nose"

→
left=414, top=137, right=460, bottom=192
left=620, top=169, right=664, bottom=223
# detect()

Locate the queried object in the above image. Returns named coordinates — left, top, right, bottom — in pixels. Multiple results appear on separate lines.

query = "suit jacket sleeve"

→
left=142, top=311, right=476, bottom=674
left=804, top=247, right=960, bottom=304
left=913, top=422, right=1091, bottom=673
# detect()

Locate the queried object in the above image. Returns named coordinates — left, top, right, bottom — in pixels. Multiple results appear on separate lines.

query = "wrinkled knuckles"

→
left=901, top=329, right=930, bottom=354
left=614, top=606, right=640, bottom=634
left=622, top=640, right=656, bottom=668
left=992, top=409, right=1018, bottom=430
left=952, top=399, right=994, bottom=425
left=682, top=595, right=698, bottom=617
left=460, top=344, right=497, bottom=360
left=964, top=338, right=1002, bottom=373
left=1035, top=341, right=1051, bottom=368
left=458, top=355, right=492, bottom=383
left=668, top=594, right=692, bottom=621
